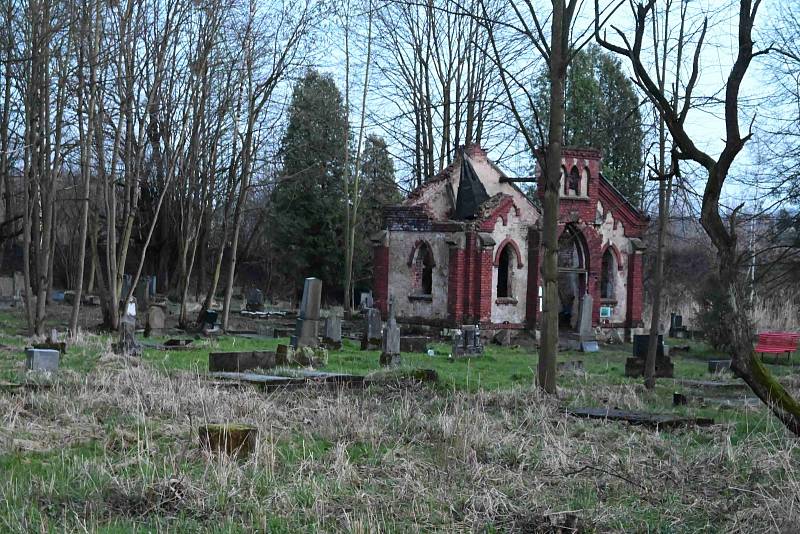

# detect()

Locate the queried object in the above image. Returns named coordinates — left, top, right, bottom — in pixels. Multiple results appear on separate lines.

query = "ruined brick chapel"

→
left=371, top=144, right=648, bottom=338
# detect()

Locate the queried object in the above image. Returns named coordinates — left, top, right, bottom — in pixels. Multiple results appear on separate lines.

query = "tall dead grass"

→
left=0, top=352, right=798, bottom=532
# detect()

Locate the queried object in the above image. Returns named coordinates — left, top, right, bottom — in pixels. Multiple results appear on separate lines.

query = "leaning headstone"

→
left=361, top=308, right=382, bottom=350
left=322, top=315, right=342, bottom=350
left=291, top=278, right=322, bottom=349
left=245, top=288, right=265, bottom=312
left=380, top=300, right=401, bottom=367
left=25, top=348, right=60, bottom=372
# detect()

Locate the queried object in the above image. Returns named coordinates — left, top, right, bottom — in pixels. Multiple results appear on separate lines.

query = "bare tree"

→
left=597, top=0, right=800, bottom=434
left=479, top=0, right=601, bottom=393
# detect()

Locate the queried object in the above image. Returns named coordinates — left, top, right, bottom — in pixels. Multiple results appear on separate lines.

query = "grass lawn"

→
left=1, top=307, right=799, bottom=531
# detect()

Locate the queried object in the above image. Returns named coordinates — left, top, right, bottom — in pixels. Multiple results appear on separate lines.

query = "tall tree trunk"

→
left=538, top=0, right=567, bottom=394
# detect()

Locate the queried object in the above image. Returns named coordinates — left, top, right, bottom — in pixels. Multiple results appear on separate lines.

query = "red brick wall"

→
left=526, top=228, right=540, bottom=328
left=447, top=246, right=465, bottom=324
left=626, top=251, right=644, bottom=326
left=372, top=245, right=389, bottom=317
left=478, top=248, right=493, bottom=321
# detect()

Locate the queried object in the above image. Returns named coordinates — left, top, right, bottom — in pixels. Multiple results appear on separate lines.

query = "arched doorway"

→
left=557, top=225, right=589, bottom=330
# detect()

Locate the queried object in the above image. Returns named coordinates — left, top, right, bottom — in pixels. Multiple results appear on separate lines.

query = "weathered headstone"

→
left=361, top=308, right=382, bottom=350
left=380, top=299, right=401, bottom=366
left=577, top=293, right=597, bottom=352
left=322, top=315, right=342, bottom=349
left=452, top=325, right=483, bottom=358
left=491, top=329, right=514, bottom=346
left=145, top=305, right=166, bottom=337
left=255, top=323, right=274, bottom=337
left=114, top=308, right=142, bottom=357
left=360, top=292, right=374, bottom=310
left=25, top=348, right=60, bottom=372
left=245, top=288, right=265, bottom=312
left=291, top=278, right=322, bottom=349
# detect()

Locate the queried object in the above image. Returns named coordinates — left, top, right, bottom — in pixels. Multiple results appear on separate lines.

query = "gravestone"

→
left=380, top=299, right=401, bottom=366
left=134, top=277, right=153, bottom=308
left=255, top=323, right=274, bottom=337
left=0, top=276, right=14, bottom=298
left=25, top=348, right=60, bottom=372
left=669, top=313, right=687, bottom=338
left=361, top=308, right=382, bottom=350
left=245, top=288, right=265, bottom=312
left=452, top=325, right=483, bottom=358
left=322, top=315, right=342, bottom=350
left=145, top=305, right=167, bottom=337
left=625, top=334, right=673, bottom=378
left=577, top=293, right=597, bottom=352
left=291, top=278, right=322, bottom=349
left=360, top=292, right=374, bottom=310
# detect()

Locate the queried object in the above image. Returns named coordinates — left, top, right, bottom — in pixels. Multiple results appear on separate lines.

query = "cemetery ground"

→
left=0, top=306, right=798, bottom=532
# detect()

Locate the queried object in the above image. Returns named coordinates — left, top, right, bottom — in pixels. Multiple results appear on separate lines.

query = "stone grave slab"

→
left=567, top=407, right=714, bottom=429
left=209, top=351, right=277, bottom=372
left=25, top=348, right=59, bottom=372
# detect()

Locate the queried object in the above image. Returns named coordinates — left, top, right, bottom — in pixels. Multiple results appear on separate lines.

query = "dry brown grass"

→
left=1, top=354, right=799, bottom=532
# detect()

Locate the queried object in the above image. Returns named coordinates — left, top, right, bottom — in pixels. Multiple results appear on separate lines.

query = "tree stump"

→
left=198, top=424, right=257, bottom=458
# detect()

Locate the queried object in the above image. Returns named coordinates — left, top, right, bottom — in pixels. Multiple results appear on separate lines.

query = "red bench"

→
left=754, top=332, right=800, bottom=361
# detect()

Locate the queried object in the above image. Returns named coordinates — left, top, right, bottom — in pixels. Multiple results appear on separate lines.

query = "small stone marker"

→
left=361, top=308, right=382, bottom=350
left=291, top=278, right=322, bottom=349
left=198, top=423, right=257, bottom=459
left=209, top=351, right=277, bottom=372
left=380, top=299, right=401, bottom=367
left=453, top=325, right=483, bottom=358
left=25, top=348, right=59, bottom=372
left=322, top=315, right=342, bottom=349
